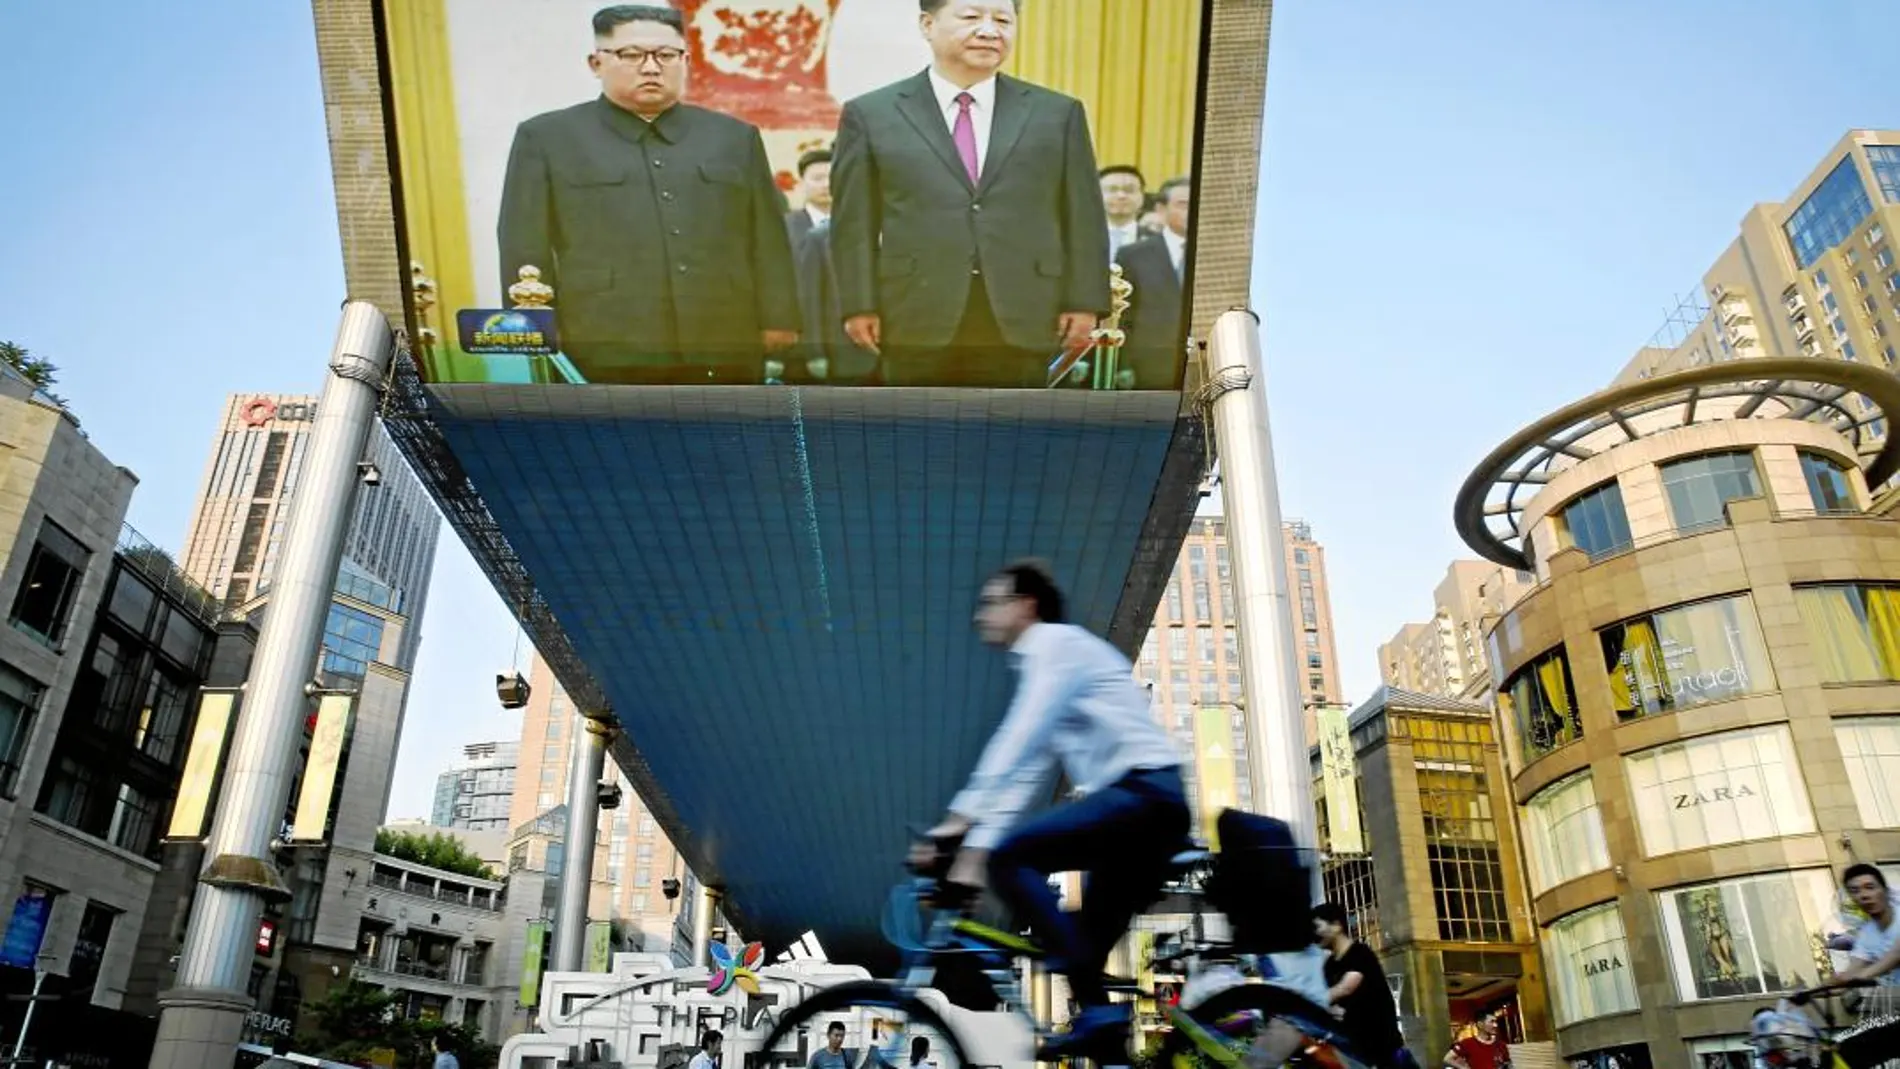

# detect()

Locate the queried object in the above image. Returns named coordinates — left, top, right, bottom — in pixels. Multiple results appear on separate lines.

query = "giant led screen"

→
left=382, top=0, right=1207, bottom=389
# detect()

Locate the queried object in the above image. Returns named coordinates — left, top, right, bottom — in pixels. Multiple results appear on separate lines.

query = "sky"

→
left=0, top=1, right=1895, bottom=821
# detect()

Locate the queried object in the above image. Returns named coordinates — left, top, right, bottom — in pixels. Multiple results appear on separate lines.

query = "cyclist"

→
left=1793, top=864, right=1900, bottom=1066
left=910, top=560, right=1189, bottom=1062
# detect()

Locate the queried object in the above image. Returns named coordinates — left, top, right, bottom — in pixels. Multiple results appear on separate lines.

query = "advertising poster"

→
left=383, top=0, right=1205, bottom=389
left=1317, top=704, right=1364, bottom=855
left=520, top=919, right=549, bottom=1006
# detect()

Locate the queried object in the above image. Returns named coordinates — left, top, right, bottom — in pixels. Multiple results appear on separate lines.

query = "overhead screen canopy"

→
left=317, top=0, right=1271, bottom=962
left=385, top=0, right=1205, bottom=391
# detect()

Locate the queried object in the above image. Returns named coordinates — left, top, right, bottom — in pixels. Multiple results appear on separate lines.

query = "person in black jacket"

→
left=1113, top=176, right=1191, bottom=389
left=497, top=5, right=799, bottom=384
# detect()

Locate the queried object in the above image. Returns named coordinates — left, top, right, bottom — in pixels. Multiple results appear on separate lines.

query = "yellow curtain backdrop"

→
left=1607, top=620, right=1661, bottom=719
left=1794, top=586, right=1884, bottom=683
left=1536, top=654, right=1578, bottom=749
left=1866, top=586, right=1900, bottom=678
left=1008, top=0, right=1204, bottom=184
left=384, top=0, right=474, bottom=379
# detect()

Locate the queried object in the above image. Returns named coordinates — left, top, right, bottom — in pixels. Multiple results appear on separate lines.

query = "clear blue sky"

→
left=0, top=2, right=1894, bottom=820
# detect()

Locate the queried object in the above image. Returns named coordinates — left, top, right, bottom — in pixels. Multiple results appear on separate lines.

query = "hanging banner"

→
left=291, top=694, right=356, bottom=842
left=586, top=921, right=614, bottom=972
left=1319, top=705, right=1364, bottom=855
left=168, top=690, right=238, bottom=839
left=1194, top=706, right=1239, bottom=847
left=521, top=920, right=549, bottom=1007
left=0, top=885, right=56, bottom=969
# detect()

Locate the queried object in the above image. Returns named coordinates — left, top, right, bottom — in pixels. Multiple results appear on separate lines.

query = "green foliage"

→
left=294, top=979, right=500, bottom=1068
left=0, top=341, right=65, bottom=406
left=374, top=827, right=498, bottom=880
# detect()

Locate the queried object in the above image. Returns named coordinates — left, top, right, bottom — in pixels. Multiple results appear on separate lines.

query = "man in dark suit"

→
left=829, top=0, right=1110, bottom=388
left=786, top=147, right=832, bottom=246
left=1114, top=176, right=1190, bottom=389
left=497, top=5, right=799, bottom=384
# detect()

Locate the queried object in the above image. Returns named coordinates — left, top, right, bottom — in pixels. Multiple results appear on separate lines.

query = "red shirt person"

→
left=1445, top=1015, right=1511, bottom=1069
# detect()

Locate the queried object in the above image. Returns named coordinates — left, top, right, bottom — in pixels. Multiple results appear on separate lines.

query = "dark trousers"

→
left=1839, top=1015, right=1900, bottom=1068
left=986, top=766, right=1189, bottom=1008
left=883, top=276, right=1049, bottom=389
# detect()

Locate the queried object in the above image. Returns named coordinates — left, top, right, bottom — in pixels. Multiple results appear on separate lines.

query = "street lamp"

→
left=8, top=953, right=59, bottom=1065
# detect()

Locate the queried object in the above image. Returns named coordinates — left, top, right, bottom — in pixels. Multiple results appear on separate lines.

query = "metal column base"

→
left=147, top=986, right=255, bottom=1069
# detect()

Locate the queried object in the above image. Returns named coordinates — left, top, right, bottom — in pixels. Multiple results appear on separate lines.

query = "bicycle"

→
left=1756, top=980, right=1895, bottom=1069
left=753, top=809, right=1377, bottom=1069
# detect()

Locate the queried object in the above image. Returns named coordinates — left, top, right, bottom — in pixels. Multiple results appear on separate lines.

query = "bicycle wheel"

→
left=1159, top=984, right=1370, bottom=1069
left=756, top=980, right=975, bottom=1069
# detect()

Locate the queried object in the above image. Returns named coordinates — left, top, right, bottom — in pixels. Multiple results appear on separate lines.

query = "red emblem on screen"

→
left=679, top=0, right=843, bottom=128
left=241, top=398, right=277, bottom=427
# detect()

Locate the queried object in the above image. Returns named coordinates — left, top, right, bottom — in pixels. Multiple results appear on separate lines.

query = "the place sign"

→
left=240, top=398, right=317, bottom=427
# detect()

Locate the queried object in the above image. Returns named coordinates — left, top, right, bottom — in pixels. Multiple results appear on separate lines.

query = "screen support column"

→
left=151, top=302, right=394, bottom=1069
left=552, top=716, right=613, bottom=972
left=1202, top=309, right=1319, bottom=895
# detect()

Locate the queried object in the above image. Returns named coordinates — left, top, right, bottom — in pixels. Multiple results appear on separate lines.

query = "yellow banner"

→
left=586, top=921, right=613, bottom=972
left=167, top=691, right=236, bottom=839
left=1194, top=706, right=1238, bottom=847
left=291, top=695, right=354, bottom=842
left=1318, top=705, right=1364, bottom=855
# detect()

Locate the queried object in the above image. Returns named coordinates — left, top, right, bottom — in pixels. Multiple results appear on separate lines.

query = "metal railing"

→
left=366, top=870, right=504, bottom=911
left=116, top=523, right=222, bottom=626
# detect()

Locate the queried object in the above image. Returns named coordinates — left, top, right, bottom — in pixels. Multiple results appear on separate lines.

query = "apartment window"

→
left=1835, top=718, right=1900, bottom=828
left=1795, top=583, right=1900, bottom=683
left=1308, top=674, right=1325, bottom=694
left=1658, top=870, right=1839, bottom=1002
left=1887, top=345, right=1898, bottom=368
left=1196, top=630, right=1215, bottom=665
left=1600, top=595, right=1774, bottom=720
left=1843, top=340, right=1859, bottom=361
left=1307, top=651, right=1323, bottom=670
left=546, top=718, right=564, bottom=738
left=1623, top=726, right=1815, bottom=857
left=1870, top=146, right=1900, bottom=203
left=1168, top=630, right=1188, bottom=662
left=1661, top=451, right=1761, bottom=532
left=1558, top=482, right=1633, bottom=559
left=1544, top=905, right=1639, bottom=1027
left=540, top=766, right=557, bottom=787
left=1521, top=773, right=1609, bottom=894
left=1165, top=581, right=1183, bottom=621
left=1497, top=647, right=1581, bottom=764
left=1188, top=545, right=1206, bottom=581
left=1198, top=670, right=1219, bottom=705
left=1856, top=271, right=1871, bottom=292
left=1880, top=246, right=1896, bottom=271
left=10, top=522, right=90, bottom=646
left=1192, top=582, right=1211, bottom=621
left=1416, top=725, right=1507, bottom=943
left=1800, top=451, right=1857, bottom=513
left=67, top=901, right=119, bottom=999
left=0, top=665, right=44, bottom=798
left=1784, top=157, right=1874, bottom=267
left=1222, top=629, right=1238, bottom=666
left=1169, top=669, right=1189, bottom=705
left=1215, top=546, right=1230, bottom=580
left=1139, top=633, right=1157, bottom=667
left=320, top=603, right=384, bottom=680
left=634, top=868, right=651, bottom=887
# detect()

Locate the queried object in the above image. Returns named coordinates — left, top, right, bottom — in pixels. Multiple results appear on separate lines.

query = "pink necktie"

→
left=952, top=92, right=979, bottom=186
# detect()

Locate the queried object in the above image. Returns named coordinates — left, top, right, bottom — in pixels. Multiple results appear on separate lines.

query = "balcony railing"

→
left=117, top=523, right=222, bottom=626
left=367, top=870, right=504, bottom=912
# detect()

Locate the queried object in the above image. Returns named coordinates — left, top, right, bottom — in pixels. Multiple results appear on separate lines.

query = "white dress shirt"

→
left=805, top=204, right=830, bottom=227
left=1108, top=222, right=1142, bottom=259
left=1162, top=228, right=1187, bottom=279
left=927, top=68, right=997, bottom=177
left=949, top=622, right=1183, bottom=851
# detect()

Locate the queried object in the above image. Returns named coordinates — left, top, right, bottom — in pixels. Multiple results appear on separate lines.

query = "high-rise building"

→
left=507, top=654, right=691, bottom=956
left=1378, top=561, right=1536, bottom=702
left=1611, top=131, right=1900, bottom=434
left=180, top=393, right=441, bottom=668
left=1135, top=515, right=1346, bottom=827
left=432, top=741, right=519, bottom=832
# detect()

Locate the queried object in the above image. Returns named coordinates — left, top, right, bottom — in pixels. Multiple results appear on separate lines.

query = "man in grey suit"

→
left=498, top=5, right=800, bottom=384
left=829, top=0, right=1110, bottom=388
left=1113, top=176, right=1192, bottom=389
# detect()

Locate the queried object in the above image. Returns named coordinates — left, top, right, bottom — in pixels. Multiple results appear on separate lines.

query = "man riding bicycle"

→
left=910, top=560, right=1190, bottom=1062
left=1790, top=864, right=1900, bottom=1067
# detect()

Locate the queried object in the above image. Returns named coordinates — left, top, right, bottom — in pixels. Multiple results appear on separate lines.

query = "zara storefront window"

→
left=1599, top=594, right=1774, bottom=722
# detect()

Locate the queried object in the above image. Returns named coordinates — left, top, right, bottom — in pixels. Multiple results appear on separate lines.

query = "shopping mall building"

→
left=1456, top=359, right=1900, bottom=1069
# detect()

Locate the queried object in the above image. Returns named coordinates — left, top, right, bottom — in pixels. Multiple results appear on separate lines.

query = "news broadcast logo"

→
left=456, top=309, right=558, bottom=355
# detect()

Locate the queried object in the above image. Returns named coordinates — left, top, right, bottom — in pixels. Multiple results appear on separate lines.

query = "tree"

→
left=0, top=341, right=66, bottom=406
left=374, top=827, right=498, bottom=880
left=295, top=978, right=404, bottom=1065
